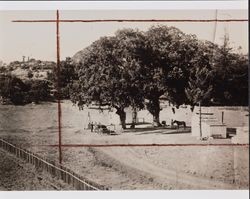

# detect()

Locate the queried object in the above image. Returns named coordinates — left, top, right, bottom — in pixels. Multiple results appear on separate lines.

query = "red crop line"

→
left=56, top=10, right=62, bottom=164
left=12, top=19, right=248, bottom=23
left=34, top=143, right=249, bottom=147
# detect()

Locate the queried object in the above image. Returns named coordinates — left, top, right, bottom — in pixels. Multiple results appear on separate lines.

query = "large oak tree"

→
left=71, top=31, right=146, bottom=129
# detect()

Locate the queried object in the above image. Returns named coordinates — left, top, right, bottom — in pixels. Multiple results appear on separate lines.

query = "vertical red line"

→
left=56, top=10, right=62, bottom=164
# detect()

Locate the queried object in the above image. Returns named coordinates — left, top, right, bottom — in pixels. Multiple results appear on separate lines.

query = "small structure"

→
left=191, top=112, right=227, bottom=138
left=191, top=107, right=249, bottom=142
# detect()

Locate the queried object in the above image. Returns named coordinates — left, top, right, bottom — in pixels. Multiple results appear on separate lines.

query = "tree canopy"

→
left=70, top=25, right=248, bottom=128
left=47, top=57, right=78, bottom=99
left=71, top=30, right=148, bottom=128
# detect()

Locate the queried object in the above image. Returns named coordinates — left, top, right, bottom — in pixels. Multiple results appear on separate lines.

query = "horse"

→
left=172, top=120, right=186, bottom=129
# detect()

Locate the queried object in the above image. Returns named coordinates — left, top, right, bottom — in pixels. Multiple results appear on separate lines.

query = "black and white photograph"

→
left=0, top=1, right=248, bottom=193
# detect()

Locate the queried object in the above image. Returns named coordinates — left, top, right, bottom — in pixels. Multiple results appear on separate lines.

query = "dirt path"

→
left=97, top=147, right=237, bottom=189
left=0, top=149, right=74, bottom=191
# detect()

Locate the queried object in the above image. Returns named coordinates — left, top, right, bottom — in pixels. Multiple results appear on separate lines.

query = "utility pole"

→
left=221, top=111, right=224, bottom=124
left=199, top=101, right=202, bottom=138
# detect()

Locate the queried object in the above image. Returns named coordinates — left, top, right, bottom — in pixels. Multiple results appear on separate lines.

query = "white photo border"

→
left=0, top=1, right=248, bottom=199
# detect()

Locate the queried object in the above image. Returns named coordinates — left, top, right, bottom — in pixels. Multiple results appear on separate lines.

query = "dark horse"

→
left=172, top=120, right=186, bottom=129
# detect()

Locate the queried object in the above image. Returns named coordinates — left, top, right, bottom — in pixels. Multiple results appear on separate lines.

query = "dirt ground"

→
left=0, top=102, right=249, bottom=190
left=2, top=129, right=248, bottom=190
left=59, top=130, right=249, bottom=190
left=0, top=149, right=74, bottom=191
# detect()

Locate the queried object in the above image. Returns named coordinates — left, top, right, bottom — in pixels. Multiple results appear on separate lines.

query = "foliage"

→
left=185, top=66, right=213, bottom=108
left=210, top=35, right=248, bottom=106
left=0, top=75, right=29, bottom=105
left=24, top=79, right=52, bottom=103
left=0, top=75, right=52, bottom=105
left=185, top=34, right=248, bottom=107
left=143, top=26, right=201, bottom=125
left=71, top=33, right=147, bottom=128
left=27, top=70, right=33, bottom=79
left=71, top=25, right=248, bottom=127
left=47, top=57, right=78, bottom=99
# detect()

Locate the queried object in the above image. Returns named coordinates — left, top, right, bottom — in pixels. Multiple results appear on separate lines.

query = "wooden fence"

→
left=0, top=138, right=108, bottom=190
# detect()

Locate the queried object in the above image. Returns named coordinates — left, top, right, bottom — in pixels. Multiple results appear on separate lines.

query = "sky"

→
left=0, top=10, right=248, bottom=64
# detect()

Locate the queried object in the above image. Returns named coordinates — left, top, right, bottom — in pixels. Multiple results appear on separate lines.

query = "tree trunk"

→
left=131, top=108, right=137, bottom=129
left=153, top=111, right=161, bottom=127
left=150, top=99, right=162, bottom=127
left=116, top=108, right=126, bottom=129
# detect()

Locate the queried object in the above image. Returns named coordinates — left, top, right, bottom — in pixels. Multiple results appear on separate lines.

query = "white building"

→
left=191, top=106, right=249, bottom=143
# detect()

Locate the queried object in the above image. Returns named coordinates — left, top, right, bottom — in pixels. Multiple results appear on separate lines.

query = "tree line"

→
left=0, top=58, right=77, bottom=105
left=69, top=25, right=248, bottom=128
left=0, top=75, right=52, bottom=105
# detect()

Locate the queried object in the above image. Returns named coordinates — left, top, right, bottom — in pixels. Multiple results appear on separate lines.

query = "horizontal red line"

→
left=12, top=19, right=248, bottom=23
left=34, top=144, right=249, bottom=147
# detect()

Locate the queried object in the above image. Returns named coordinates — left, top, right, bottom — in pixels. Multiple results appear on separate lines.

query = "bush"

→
left=0, top=75, right=53, bottom=105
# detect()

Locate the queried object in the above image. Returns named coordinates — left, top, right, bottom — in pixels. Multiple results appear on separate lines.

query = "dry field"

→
left=0, top=102, right=249, bottom=190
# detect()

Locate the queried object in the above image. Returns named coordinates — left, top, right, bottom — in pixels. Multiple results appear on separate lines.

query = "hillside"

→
left=2, top=59, right=56, bottom=80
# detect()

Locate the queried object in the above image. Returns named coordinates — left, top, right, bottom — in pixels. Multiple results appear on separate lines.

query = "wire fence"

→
left=0, top=138, right=108, bottom=191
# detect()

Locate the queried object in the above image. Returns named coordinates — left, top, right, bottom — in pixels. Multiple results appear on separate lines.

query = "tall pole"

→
left=56, top=10, right=62, bottom=164
left=199, top=101, right=202, bottom=138
left=221, top=111, right=224, bottom=124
